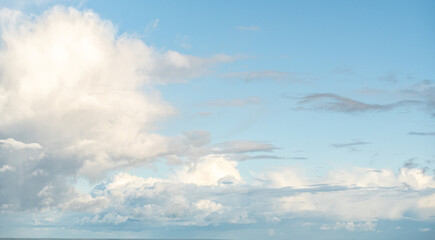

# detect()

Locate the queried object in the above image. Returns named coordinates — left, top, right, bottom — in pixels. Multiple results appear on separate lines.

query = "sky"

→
left=0, top=0, right=434, bottom=239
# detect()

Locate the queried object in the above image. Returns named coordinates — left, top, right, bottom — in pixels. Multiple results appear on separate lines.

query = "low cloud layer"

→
left=55, top=165, right=435, bottom=230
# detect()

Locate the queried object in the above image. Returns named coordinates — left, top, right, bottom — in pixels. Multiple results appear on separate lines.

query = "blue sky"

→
left=0, top=0, right=434, bottom=239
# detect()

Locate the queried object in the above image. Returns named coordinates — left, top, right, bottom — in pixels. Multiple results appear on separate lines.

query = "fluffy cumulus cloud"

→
left=0, top=6, right=232, bottom=211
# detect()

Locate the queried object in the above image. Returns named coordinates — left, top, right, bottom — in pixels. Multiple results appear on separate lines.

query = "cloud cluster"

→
left=51, top=165, right=435, bottom=232
left=0, top=6, right=231, bottom=211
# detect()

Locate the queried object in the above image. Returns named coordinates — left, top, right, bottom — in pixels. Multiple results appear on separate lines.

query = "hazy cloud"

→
left=320, top=221, right=377, bottom=232
left=330, top=66, right=354, bottom=75
left=419, top=227, right=431, bottom=232
left=379, top=72, right=398, bottom=83
left=206, top=96, right=262, bottom=107
left=401, top=80, right=435, bottom=115
left=409, top=131, right=435, bottom=136
left=235, top=25, right=260, bottom=31
left=221, top=70, right=291, bottom=82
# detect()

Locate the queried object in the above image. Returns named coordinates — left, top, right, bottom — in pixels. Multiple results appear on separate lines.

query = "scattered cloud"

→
left=418, top=227, right=431, bottom=232
left=235, top=25, right=260, bottom=31
left=294, top=93, right=420, bottom=113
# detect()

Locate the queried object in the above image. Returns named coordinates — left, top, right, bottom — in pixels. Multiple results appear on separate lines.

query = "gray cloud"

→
left=213, top=140, right=278, bottom=154
left=409, top=131, right=435, bottom=136
left=295, top=93, right=420, bottom=113
left=401, top=80, right=435, bottom=115
left=331, top=140, right=370, bottom=148
left=211, top=140, right=282, bottom=162
left=379, top=72, right=398, bottom=83
left=233, top=154, right=285, bottom=161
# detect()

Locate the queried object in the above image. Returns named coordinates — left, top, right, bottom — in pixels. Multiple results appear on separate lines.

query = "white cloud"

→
left=419, top=227, right=431, bottom=232
left=320, top=220, right=377, bottom=232
left=0, top=6, right=176, bottom=180
left=326, top=167, right=435, bottom=190
left=0, top=164, right=14, bottom=172
left=0, top=6, right=234, bottom=211
left=176, top=154, right=242, bottom=186
left=0, top=138, right=42, bottom=150
left=255, top=167, right=307, bottom=188
left=279, top=193, right=316, bottom=212
left=40, top=164, right=434, bottom=231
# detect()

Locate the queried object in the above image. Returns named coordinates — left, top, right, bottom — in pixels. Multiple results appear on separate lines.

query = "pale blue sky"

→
left=0, top=0, right=434, bottom=239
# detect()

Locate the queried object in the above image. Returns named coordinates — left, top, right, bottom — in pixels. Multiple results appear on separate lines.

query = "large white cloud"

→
left=0, top=6, right=232, bottom=211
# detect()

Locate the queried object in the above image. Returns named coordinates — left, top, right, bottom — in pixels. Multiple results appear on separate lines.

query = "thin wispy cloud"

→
left=206, top=96, right=262, bottom=106
left=221, top=70, right=291, bottom=82
left=331, top=140, right=370, bottom=148
left=409, top=131, right=435, bottom=136
left=401, top=80, right=435, bottom=115
left=213, top=140, right=278, bottom=154
left=294, top=93, right=421, bottom=113
left=379, top=72, right=399, bottom=83
left=235, top=25, right=260, bottom=31
left=330, top=66, right=354, bottom=75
